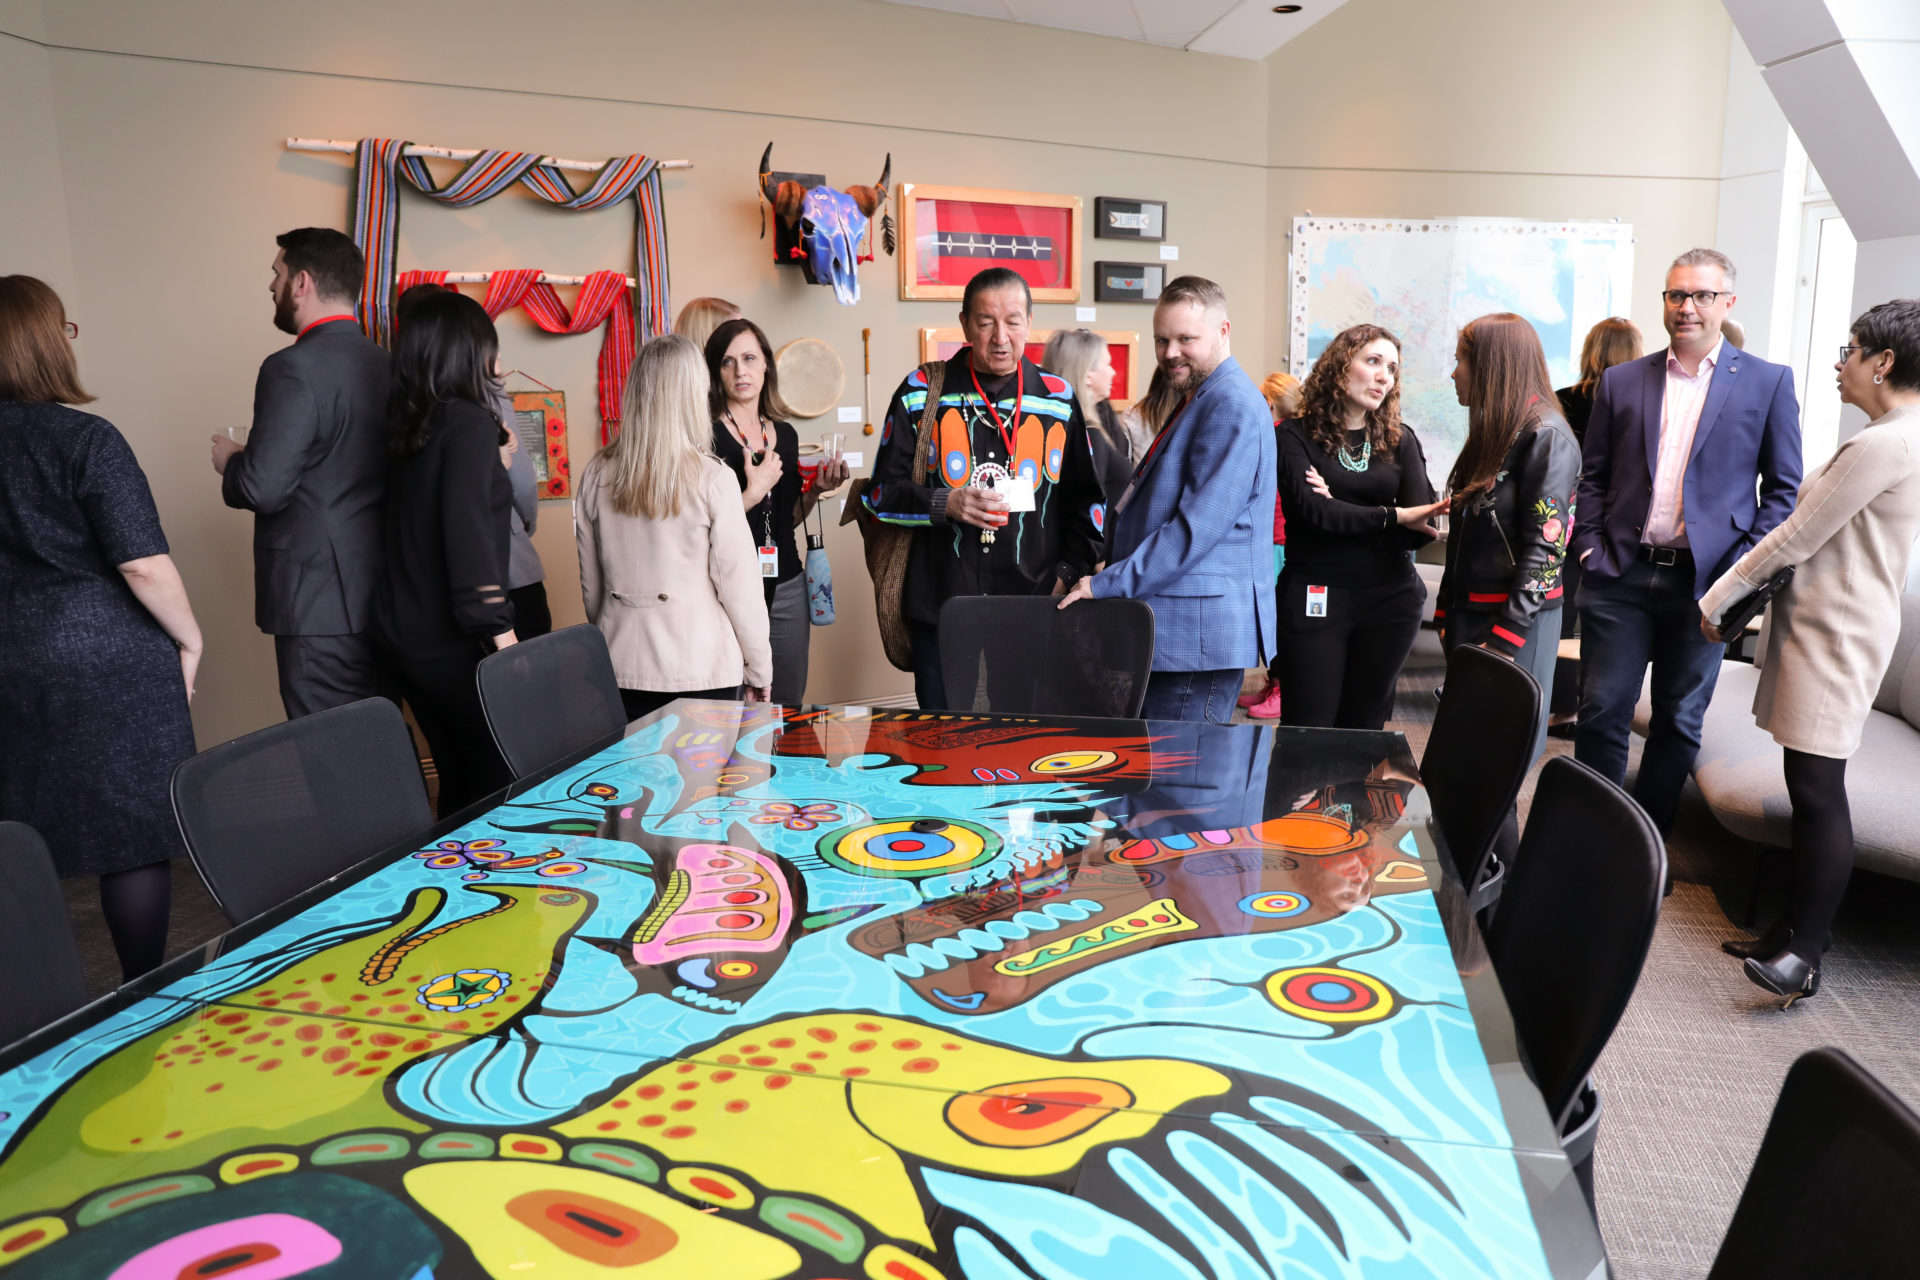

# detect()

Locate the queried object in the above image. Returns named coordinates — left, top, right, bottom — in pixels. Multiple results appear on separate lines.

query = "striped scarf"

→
left=395, top=268, right=636, bottom=441
left=351, top=138, right=670, bottom=416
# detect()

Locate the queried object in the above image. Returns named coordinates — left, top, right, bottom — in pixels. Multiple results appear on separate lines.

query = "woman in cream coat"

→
left=577, top=334, right=772, bottom=721
left=1701, top=299, right=1920, bottom=1006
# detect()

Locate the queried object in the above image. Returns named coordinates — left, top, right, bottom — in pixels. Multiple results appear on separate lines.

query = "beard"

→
left=271, top=286, right=298, bottom=335
left=1163, top=352, right=1218, bottom=390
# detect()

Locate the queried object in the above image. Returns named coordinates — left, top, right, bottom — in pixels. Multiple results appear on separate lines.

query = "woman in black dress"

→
left=1275, top=324, right=1445, bottom=729
left=373, top=289, right=517, bottom=814
left=704, top=318, right=846, bottom=705
left=0, top=276, right=203, bottom=980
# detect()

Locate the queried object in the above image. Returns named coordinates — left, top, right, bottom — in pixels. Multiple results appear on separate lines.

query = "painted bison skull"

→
left=759, top=143, right=892, bottom=306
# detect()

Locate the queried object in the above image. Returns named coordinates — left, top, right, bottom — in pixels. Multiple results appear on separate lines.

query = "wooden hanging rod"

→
left=435, top=271, right=638, bottom=287
left=285, top=138, right=692, bottom=173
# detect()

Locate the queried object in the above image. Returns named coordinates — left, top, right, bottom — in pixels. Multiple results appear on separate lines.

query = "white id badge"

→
left=1305, top=585, right=1328, bottom=617
left=759, top=545, right=779, bottom=578
left=1000, top=476, right=1036, bottom=513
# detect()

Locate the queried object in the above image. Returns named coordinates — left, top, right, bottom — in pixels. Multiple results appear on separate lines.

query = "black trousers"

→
left=508, top=582, right=552, bottom=640
left=389, top=647, right=512, bottom=816
left=274, top=632, right=382, bottom=719
left=620, top=686, right=742, bottom=723
left=1274, top=571, right=1425, bottom=730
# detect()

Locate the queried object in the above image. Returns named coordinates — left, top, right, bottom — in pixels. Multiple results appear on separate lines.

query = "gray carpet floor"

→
left=58, top=674, right=1920, bottom=1278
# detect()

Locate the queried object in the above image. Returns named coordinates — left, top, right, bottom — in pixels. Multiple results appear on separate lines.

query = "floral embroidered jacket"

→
left=1434, top=411, right=1581, bottom=657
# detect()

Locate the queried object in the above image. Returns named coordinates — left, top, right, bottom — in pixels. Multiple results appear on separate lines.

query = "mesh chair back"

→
left=1486, top=756, right=1665, bottom=1126
left=171, top=698, right=432, bottom=924
left=1708, top=1047, right=1920, bottom=1278
left=476, top=625, right=628, bottom=778
left=0, top=822, right=89, bottom=1047
left=938, top=596, right=1154, bottom=718
left=1420, top=644, right=1542, bottom=889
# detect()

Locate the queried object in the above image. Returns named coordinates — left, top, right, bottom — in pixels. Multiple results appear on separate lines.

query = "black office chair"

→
left=1420, top=643, right=1541, bottom=912
left=0, top=822, right=90, bottom=1047
left=937, top=596, right=1154, bottom=718
left=1485, top=755, right=1665, bottom=1212
left=171, top=697, right=433, bottom=924
left=476, top=624, right=628, bottom=778
left=1707, top=1047, right=1920, bottom=1279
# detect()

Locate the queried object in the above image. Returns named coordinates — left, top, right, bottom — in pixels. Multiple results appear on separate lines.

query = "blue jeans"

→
left=1575, top=556, right=1724, bottom=833
left=1141, top=668, right=1244, bottom=725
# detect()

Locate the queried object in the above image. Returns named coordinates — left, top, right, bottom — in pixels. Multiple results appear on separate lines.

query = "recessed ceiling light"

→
left=1272, top=4, right=1303, bottom=11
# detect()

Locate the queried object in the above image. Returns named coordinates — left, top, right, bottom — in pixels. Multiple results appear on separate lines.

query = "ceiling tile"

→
left=883, top=0, right=1017, bottom=22
left=1183, top=0, right=1348, bottom=58
left=869, top=0, right=1344, bottom=59
left=1002, top=0, right=1147, bottom=41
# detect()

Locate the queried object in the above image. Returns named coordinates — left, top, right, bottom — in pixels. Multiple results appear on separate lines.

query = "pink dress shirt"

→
left=1644, top=338, right=1724, bottom=548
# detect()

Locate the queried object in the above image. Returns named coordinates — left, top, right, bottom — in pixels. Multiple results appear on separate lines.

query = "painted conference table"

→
left=0, top=703, right=1607, bottom=1279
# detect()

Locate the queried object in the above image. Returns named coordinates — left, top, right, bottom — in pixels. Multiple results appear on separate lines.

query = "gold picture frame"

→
left=898, top=183, right=1083, bottom=303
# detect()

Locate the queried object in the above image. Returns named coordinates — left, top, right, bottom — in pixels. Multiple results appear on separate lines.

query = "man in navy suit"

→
left=1571, top=248, right=1802, bottom=837
left=1059, top=276, right=1276, bottom=723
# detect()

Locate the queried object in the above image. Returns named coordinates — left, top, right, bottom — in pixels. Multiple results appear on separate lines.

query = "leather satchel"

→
left=840, top=360, right=945, bottom=671
left=1716, top=565, right=1794, bottom=638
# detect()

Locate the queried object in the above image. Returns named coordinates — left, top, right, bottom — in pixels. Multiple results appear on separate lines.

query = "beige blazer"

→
left=575, top=453, right=773, bottom=693
left=1702, top=402, right=1920, bottom=757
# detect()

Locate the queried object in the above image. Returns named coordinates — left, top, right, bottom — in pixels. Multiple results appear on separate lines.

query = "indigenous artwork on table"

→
left=921, top=327, right=1140, bottom=411
left=1094, top=196, right=1167, bottom=242
left=0, top=706, right=1557, bottom=1279
left=1094, top=260, right=1167, bottom=304
left=758, top=144, right=895, bottom=306
left=899, top=184, right=1082, bottom=303
left=507, top=389, right=571, bottom=499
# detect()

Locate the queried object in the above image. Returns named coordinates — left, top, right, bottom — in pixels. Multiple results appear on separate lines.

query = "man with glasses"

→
left=1570, top=248, right=1802, bottom=860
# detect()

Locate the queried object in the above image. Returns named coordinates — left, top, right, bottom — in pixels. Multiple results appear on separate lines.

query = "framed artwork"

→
left=509, top=388, right=572, bottom=499
left=898, top=183, right=1082, bottom=302
left=919, top=327, right=1141, bottom=410
left=1094, top=196, right=1167, bottom=241
left=1094, top=261, right=1166, bottom=304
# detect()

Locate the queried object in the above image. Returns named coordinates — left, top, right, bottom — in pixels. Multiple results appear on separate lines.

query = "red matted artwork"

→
left=920, top=327, right=1139, bottom=410
left=899, top=184, right=1082, bottom=303
left=509, top=389, right=572, bottom=499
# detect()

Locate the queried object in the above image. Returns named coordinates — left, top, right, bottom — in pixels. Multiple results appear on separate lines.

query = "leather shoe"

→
left=1722, top=920, right=1791, bottom=960
left=1744, top=951, right=1819, bottom=1008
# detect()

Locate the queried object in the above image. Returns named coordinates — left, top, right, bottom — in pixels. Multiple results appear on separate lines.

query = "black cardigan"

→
left=1275, top=418, right=1436, bottom=585
left=374, top=400, right=514, bottom=656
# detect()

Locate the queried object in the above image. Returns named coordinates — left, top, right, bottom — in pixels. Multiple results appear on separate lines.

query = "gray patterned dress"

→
left=0, top=401, right=196, bottom=876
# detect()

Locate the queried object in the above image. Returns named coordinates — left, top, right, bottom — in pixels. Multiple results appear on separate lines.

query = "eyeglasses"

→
left=1839, top=344, right=1872, bottom=363
left=62, top=321, right=78, bottom=339
left=1661, top=290, right=1729, bottom=308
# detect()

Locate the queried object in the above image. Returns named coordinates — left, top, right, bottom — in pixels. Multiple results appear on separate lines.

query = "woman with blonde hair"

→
left=1042, top=328, right=1133, bottom=502
left=0, top=275, right=202, bottom=979
left=672, top=296, right=743, bottom=357
left=577, top=333, right=771, bottom=721
left=1239, top=372, right=1306, bottom=718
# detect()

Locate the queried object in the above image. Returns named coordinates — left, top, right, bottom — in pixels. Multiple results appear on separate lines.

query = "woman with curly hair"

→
left=1274, top=324, right=1444, bottom=728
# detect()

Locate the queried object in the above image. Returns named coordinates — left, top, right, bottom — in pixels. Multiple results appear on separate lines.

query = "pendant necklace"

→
left=968, top=360, right=1022, bottom=551
left=1337, top=429, right=1372, bottom=473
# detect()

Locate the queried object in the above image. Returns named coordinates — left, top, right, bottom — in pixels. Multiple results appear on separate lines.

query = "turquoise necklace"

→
left=1337, top=430, right=1372, bottom=473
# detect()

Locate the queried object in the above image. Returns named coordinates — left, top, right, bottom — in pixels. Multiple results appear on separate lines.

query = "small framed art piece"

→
left=1094, top=197, right=1166, bottom=241
left=899, top=183, right=1082, bottom=303
left=919, top=327, right=1141, bottom=410
left=1093, top=261, right=1166, bottom=304
left=509, top=388, right=572, bottom=499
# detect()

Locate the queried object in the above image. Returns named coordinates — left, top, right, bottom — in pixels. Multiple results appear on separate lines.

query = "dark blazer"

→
left=223, top=318, right=390, bottom=635
left=1570, top=345, right=1802, bottom=597
left=1092, top=355, right=1276, bottom=671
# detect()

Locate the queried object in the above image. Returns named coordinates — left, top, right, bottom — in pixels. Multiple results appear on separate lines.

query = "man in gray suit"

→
left=210, top=227, right=390, bottom=718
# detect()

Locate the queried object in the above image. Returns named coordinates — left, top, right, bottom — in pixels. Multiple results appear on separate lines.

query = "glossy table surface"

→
left=0, top=704, right=1606, bottom=1279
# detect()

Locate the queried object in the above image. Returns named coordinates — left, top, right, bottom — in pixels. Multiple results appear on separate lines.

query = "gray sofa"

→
left=1634, top=593, right=1920, bottom=880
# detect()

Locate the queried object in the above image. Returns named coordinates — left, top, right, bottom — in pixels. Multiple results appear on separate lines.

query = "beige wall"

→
left=5, top=0, right=1731, bottom=754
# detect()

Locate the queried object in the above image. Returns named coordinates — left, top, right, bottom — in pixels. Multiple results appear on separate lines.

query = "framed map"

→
left=1290, top=216, right=1635, bottom=484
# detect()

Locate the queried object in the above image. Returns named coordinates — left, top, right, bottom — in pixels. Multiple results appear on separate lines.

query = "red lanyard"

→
left=968, top=357, right=1023, bottom=459
left=299, top=314, right=357, bottom=336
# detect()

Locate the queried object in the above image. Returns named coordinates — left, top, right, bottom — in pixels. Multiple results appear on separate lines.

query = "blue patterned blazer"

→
left=1091, top=355, right=1276, bottom=671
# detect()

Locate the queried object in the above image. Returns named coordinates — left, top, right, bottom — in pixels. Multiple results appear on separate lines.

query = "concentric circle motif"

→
left=817, top=818, right=1001, bottom=879
left=1030, top=750, right=1119, bottom=776
left=417, top=968, right=512, bottom=1013
left=1263, top=966, right=1395, bottom=1025
left=535, top=862, right=586, bottom=878
left=714, top=960, right=758, bottom=979
left=1238, top=890, right=1311, bottom=918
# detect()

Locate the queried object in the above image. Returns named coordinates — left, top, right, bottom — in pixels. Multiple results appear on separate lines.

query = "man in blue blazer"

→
left=1059, top=276, right=1276, bottom=723
left=1571, top=248, right=1802, bottom=837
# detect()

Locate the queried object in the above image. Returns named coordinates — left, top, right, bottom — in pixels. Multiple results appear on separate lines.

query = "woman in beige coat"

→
left=577, top=333, right=772, bottom=721
left=1701, top=299, right=1920, bottom=1005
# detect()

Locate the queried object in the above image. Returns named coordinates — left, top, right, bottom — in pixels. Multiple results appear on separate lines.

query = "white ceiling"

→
left=876, top=0, right=1348, bottom=60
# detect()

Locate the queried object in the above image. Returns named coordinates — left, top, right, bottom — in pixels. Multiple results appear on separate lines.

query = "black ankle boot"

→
left=1745, top=951, right=1819, bottom=1008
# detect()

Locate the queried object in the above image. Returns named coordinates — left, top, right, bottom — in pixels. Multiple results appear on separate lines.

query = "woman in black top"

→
left=374, top=290, right=517, bottom=813
left=0, top=276, right=203, bottom=980
left=705, top=318, right=845, bottom=705
left=1276, top=324, right=1444, bottom=729
left=1553, top=317, right=1641, bottom=646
